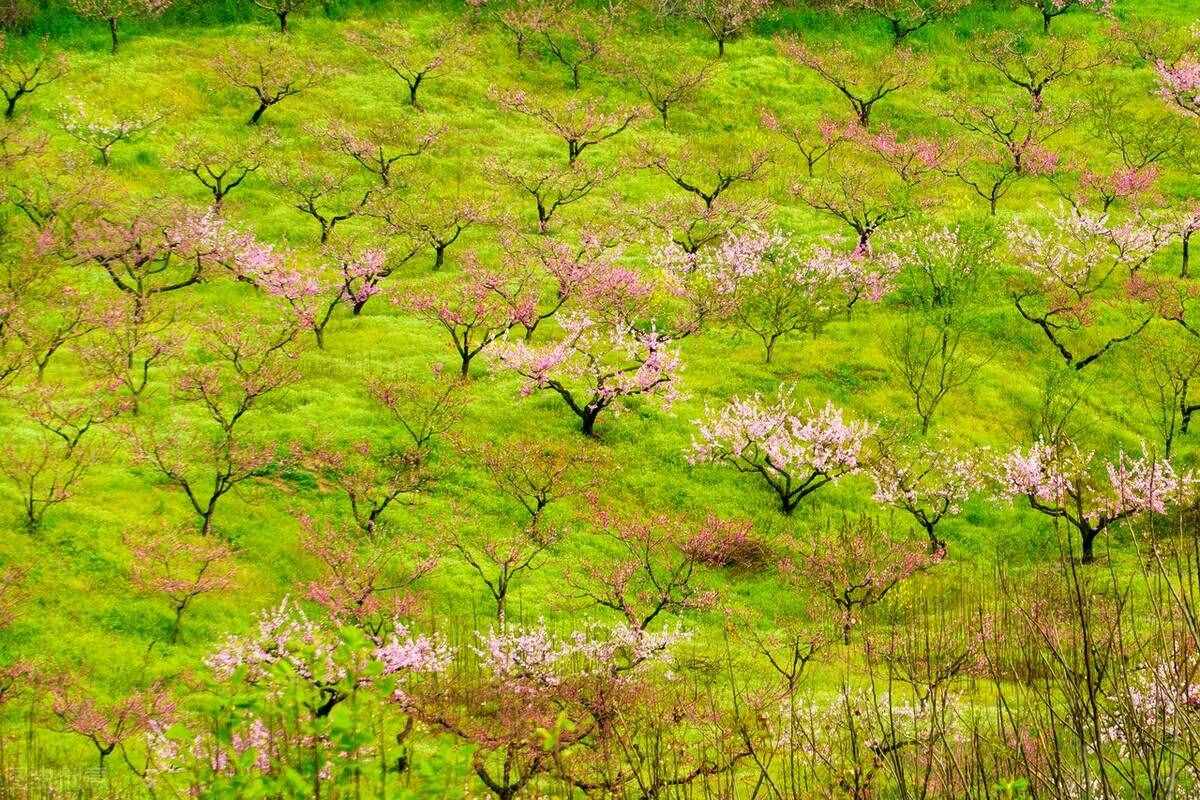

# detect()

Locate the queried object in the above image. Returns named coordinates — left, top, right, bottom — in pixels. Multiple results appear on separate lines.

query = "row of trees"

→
left=5, top=511, right=1200, bottom=799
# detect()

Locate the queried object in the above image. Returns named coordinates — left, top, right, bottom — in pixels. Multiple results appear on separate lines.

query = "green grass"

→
left=1, top=0, right=1198, bottom=792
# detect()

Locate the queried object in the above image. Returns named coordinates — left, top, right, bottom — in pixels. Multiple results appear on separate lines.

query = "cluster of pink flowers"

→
left=681, top=515, right=764, bottom=568
left=375, top=622, right=454, bottom=676
left=337, top=248, right=389, bottom=307
left=998, top=439, right=1079, bottom=507
left=666, top=228, right=898, bottom=314
left=1105, top=662, right=1200, bottom=754
left=1000, top=440, right=1192, bottom=523
left=498, top=312, right=682, bottom=409
left=1154, top=57, right=1200, bottom=116
left=476, top=623, right=567, bottom=690
left=849, top=122, right=945, bottom=182
left=1012, top=140, right=1060, bottom=177
left=475, top=620, right=691, bottom=687
left=1106, top=449, right=1194, bottom=517
left=689, top=388, right=875, bottom=477
left=1009, top=208, right=1166, bottom=314
left=205, top=597, right=343, bottom=687
left=1078, top=166, right=1160, bottom=204
left=870, top=446, right=981, bottom=515
left=568, top=622, right=691, bottom=673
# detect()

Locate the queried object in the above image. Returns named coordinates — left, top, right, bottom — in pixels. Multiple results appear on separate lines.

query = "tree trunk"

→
left=200, top=507, right=215, bottom=536
left=108, top=18, right=119, bottom=55
left=169, top=603, right=185, bottom=644
left=4, top=94, right=17, bottom=119
left=581, top=409, right=599, bottom=436
left=433, top=244, right=446, bottom=270
left=1080, top=525, right=1099, bottom=564
left=248, top=101, right=269, bottom=125
left=278, top=11, right=288, bottom=32
left=1183, top=231, right=1191, bottom=279
left=921, top=521, right=944, bottom=554
left=717, top=37, right=725, bottom=57
left=763, top=337, right=776, bottom=364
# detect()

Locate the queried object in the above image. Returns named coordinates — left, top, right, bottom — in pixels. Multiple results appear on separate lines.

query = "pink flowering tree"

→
left=759, top=109, right=854, bottom=177
left=845, top=121, right=947, bottom=186
left=6, top=283, right=99, bottom=380
left=370, top=194, right=487, bottom=271
left=320, top=118, right=441, bottom=188
left=213, top=41, right=330, bottom=125
left=407, top=619, right=693, bottom=800
left=793, top=160, right=923, bottom=248
left=1177, top=202, right=1200, bottom=279
left=299, top=515, right=437, bottom=639
left=1008, top=207, right=1169, bottom=370
left=619, top=42, right=717, bottom=127
left=497, top=310, right=682, bottom=437
left=250, top=245, right=405, bottom=347
left=125, top=526, right=235, bottom=644
left=125, top=317, right=302, bottom=536
left=530, top=5, right=610, bottom=90
left=0, top=568, right=31, bottom=708
left=998, top=439, right=1192, bottom=563
left=777, top=37, right=927, bottom=126
left=686, top=0, right=772, bottom=57
left=301, top=433, right=432, bottom=535
left=939, top=96, right=1069, bottom=214
left=688, top=387, right=876, bottom=514
left=1016, top=0, right=1111, bottom=34
left=486, top=157, right=613, bottom=234
left=68, top=0, right=172, bottom=54
left=348, top=23, right=464, bottom=109
left=971, top=31, right=1109, bottom=111
left=636, top=192, right=772, bottom=256
left=168, top=131, right=274, bottom=213
left=867, top=438, right=982, bottom=551
left=273, top=157, right=377, bottom=245
left=51, top=680, right=175, bottom=768
left=69, top=203, right=262, bottom=318
left=570, top=501, right=719, bottom=631
left=449, top=438, right=602, bottom=622
left=638, top=139, right=770, bottom=211
left=407, top=254, right=528, bottom=377
left=497, top=228, right=646, bottom=340
left=74, top=295, right=183, bottom=414
left=188, top=597, right=450, bottom=795
left=1152, top=32, right=1200, bottom=122
left=57, top=99, right=163, bottom=167
left=1058, top=163, right=1161, bottom=214
left=16, top=379, right=128, bottom=455
left=663, top=228, right=899, bottom=363
left=491, top=88, right=643, bottom=166
left=782, top=514, right=942, bottom=642
left=0, top=427, right=95, bottom=533
left=845, top=0, right=969, bottom=43
left=0, top=34, right=69, bottom=119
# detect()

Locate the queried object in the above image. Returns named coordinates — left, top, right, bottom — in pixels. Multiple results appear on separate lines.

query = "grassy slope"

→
left=1, top=0, right=1199, bottom=789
